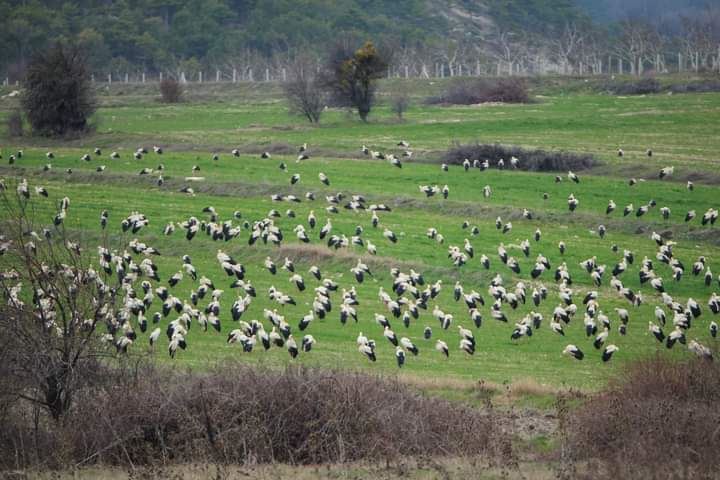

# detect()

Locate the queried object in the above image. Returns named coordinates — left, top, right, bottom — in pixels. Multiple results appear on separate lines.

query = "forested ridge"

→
left=0, top=0, right=717, bottom=78
left=0, top=0, right=588, bottom=75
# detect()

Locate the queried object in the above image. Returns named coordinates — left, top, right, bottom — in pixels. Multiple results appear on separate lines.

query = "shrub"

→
left=668, top=80, right=720, bottom=93
left=427, top=78, right=530, bottom=105
left=603, top=77, right=661, bottom=95
left=0, top=365, right=496, bottom=469
left=6, top=109, right=23, bottom=136
left=21, top=43, right=96, bottom=136
left=565, top=356, right=720, bottom=478
left=159, top=77, right=183, bottom=103
left=442, top=142, right=598, bottom=172
left=390, top=93, right=410, bottom=120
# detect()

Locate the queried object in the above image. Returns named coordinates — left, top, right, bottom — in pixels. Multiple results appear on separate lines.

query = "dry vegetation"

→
left=442, top=143, right=598, bottom=172
left=6, top=110, right=23, bottom=137
left=0, top=364, right=496, bottom=471
left=565, top=356, right=720, bottom=479
left=426, top=78, right=530, bottom=105
left=601, top=77, right=662, bottom=95
left=159, top=78, right=183, bottom=103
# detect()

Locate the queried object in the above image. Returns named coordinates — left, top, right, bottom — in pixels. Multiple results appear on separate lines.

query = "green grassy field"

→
left=1, top=77, right=719, bottom=391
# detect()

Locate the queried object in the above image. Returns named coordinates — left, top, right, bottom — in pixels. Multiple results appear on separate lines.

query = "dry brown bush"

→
left=0, top=364, right=496, bottom=470
left=426, top=78, right=530, bottom=105
left=159, top=78, right=183, bottom=103
left=565, top=356, right=720, bottom=478
left=602, top=77, right=661, bottom=95
left=6, top=109, right=24, bottom=136
left=443, top=143, right=598, bottom=172
left=390, top=93, right=410, bottom=120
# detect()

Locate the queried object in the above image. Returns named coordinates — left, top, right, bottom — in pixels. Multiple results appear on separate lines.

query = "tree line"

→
left=1, top=1, right=718, bottom=83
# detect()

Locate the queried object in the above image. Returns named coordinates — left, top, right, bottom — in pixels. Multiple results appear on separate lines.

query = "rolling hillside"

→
left=0, top=0, right=589, bottom=75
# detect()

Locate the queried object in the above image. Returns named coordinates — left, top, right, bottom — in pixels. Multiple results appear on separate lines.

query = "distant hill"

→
left=432, top=0, right=589, bottom=37
left=0, top=0, right=590, bottom=76
left=575, top=0, right=712, bottom=22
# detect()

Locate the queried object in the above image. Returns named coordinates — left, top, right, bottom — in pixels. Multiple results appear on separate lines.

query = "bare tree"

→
left=284, top=58, right=326, bottom=124
left=488, top=31, right=525, bottom=76
left=615, top=19, right=656, bottom=76
left=0, top=179, right=124, bottom=420
left=679, top=8, right=720, bottom=72
left=390, top=93, right=410, bottom=121
left=437, top=38, right=469, bottom=77
left=573, top=28, right=609, bottom=75
left=554, top=23, right=584, bottom=74
left=644, top=22, right=669, bottom=73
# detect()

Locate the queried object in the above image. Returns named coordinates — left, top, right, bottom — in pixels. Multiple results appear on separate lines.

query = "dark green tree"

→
left=324, top=41, right=387, bottom=122
left=21, top=43, right=96, bottom=137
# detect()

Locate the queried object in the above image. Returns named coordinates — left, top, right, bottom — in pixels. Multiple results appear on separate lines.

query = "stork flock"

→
left=2, top=141, right=718, bottom=371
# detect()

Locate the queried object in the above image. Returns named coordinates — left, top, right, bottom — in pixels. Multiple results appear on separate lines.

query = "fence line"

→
left=2, top=54, right=719, bottom=87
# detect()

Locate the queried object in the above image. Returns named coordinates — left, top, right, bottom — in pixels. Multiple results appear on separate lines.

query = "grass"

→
left=2, top=75, right=720, bottom=171
left=1, top=76, right=719, bottom=393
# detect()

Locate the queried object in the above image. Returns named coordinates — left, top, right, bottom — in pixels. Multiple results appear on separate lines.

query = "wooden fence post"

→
left=232, top=68, right=237, bottom=83
left=108, top=73, right=112, bottom=84
left=159, top=71, right=163, bottom=82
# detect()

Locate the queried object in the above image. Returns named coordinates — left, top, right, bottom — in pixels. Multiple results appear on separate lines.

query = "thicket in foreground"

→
left=565, top=356, right=720, bottom=479
left=0, top=364, right=496, bottom=470
left=21, top=43, right=96, bottom=136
